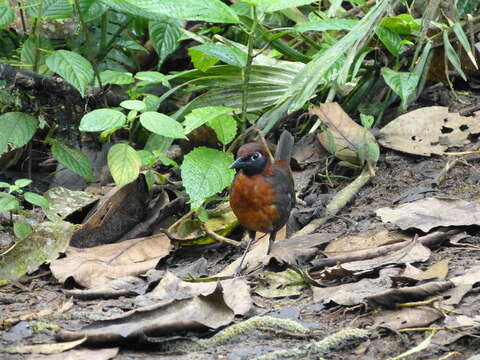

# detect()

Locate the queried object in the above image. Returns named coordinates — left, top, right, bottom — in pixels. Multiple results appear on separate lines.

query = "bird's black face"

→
left=230, top=151, right=267, bottom=176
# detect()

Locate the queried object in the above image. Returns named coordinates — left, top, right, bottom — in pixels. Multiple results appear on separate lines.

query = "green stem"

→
left=240, top=6, right=258, bottom=133
left=100, top=12, right=108, bottom=51
left=97, top=18, right=133, bottom=63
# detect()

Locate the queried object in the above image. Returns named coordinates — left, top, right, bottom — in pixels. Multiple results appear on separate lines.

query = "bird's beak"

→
left=230, top=157, right=245, bottom=169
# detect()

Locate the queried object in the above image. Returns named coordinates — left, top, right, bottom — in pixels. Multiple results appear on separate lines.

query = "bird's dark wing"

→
left=266, top=164, right=295, bottom=232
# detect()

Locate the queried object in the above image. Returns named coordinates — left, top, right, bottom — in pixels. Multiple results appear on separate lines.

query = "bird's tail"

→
left=275, top=130, right=294, bottom=163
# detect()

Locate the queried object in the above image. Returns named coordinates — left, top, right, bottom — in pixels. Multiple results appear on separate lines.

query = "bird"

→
left=229, top=130, right=295, bottom=274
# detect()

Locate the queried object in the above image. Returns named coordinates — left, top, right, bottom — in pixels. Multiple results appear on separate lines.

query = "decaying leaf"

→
left=56, top=286, right=236, bottom=345
left=64, top=276, right=148, bottom=300
left=256, top=269, right=307, bottom=299
left=375, top=308, right=443, bottom=331
left=442, top=265, right=480, bottom=305
left=312, top=103, right=377, bottom=165
left=376, top=197, right=480, bottom=232
left=43, top=187, right=99, bottom=221
left=50, top=233, right=171, bottom=288
left=27, top=347, right=119, bottom=360
left=70, top=175, right=149, bottom=248
left=378, top=106, right=480, bottom=156
left=0, top=337, right=86, bottom=354
left=0, top=221, right=75, bottom=286
left=415, top=259, right=449, bottom=281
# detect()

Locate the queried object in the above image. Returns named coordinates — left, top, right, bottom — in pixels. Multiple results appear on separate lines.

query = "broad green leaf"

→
left=140, top=112, right=187, bottom=139
left=79, top=109, right=126, bottom=132
left=149, top=18, right=182, bottom=66
left=143, top=94, right=162, bottom=112
left=244, top=0, right=317, bottom=12
left=381, top=68, right=419, bottom=111
left=100, top=0, right=239, bottom=23
left=21, top=37, right=53, bottom=71
left=207, top=114, right=237, bottom=145
left=381, top=14, right=420, bottom=35
left=13, top=221, right=33, bottom=240
left=145, top=134, right=173, bottom=153
left=135, top=71, right=169, bottom=83
left=137, top=150, right=156, bottom=167
left=0, top=4, right=14, bottom=29
left=24, top=192, right=49, bottom=208
left=453, top=23, right=478, bottom=69
left=46, top=50, right=94, bottom=96
left=180, top=147, right=235, bottom=209
left=0, top=221, right=74, bottom=286
left=14, top=179, right=32, bottom=188
left=189, top=48, right=219, bottom=72
left=0, top=112, right=38, bottom=155
left=189, top=44, right=247, bottom=67
left=0, top=182, right=11, bottom=189
left=78, top=0, right=108, bottom=21
left=27, top=0, right=73, bottom=19
left=120, top=100, right=146, bottom=111
left=295, top=18, right=358, bottom=32
left=51, top=141, right=95, bottom=182
left=375, top=25, right=402, bottom=57
left=443, top=31, right=467, bottom=81
left=183, top=106, right=233, bottom=135
left=107, top=143, right=141, bottom=187
left=360, top=113, right=375, bottom=129
left=0, top=196, right=19, bottom=211
left=99, top=70, right=134, bottom=85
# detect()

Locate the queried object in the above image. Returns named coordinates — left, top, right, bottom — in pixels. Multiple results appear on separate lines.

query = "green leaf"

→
left=100, top=0, right=239, bottom=23
left=143, top=94, right=162, bottom=112
left=149, top=18, right=182, bottom=66
left=380, top=14, right=420, bottom=35
left=295, top=18, right=358, bottom=32
left=189, top=44, right=247, bottom=67
left=24, top=192, right=49, bottom=208
left=0, top=4, right=14, bottom=29
left=244, top=0, right=318, bottom=12
left=27, top=0, right=73, bottom=19
left=99, top=70, right=134, bottom=85
left=13, top=221, right=33, bottom=241
left=381, top=68, right=419, bottom=111
left=51, top=141, right=95, bottom=182
left=375, top=25, right=402, bottom=57
left=0, top=196, right=19, bottom=211
left=207, top=114, right=237, bottom=145
left=183, top=106, right=234, bottom=135
left=140, top=112, right=187, bottom=139
left=360, top=113, right=374, bottom=129
left=107, top=143, right=141, bottom=187
left=0, top=182, right=10, bottom=189
left=137, top=150, right=156, bottom=167
left=79, top=109, right=126, bottom=132
left=145, top=134, right=173, bottom=153
left=366, top=142, right=380, bottom=163
left=14, top=179, right=32, bottom=188
left=21, top=37, right=53, bottom=72
left=0, top=112, right=38, bottom=155
left=452, top=23, right=478, bottom=70
left=120, top=100, right=146, bottom=111
left=78, top=0, right=108, bottom=21
left=135, top=71, right=169, bottom=83
left=46, top=50, right=94, bottom=97
left=0, top=221, right=74, bottom=286
left=443, top=30, right=467, bottom=81
left=189, top=48, right=219, bottom=72
left=180, top=147, right=235, bottom=209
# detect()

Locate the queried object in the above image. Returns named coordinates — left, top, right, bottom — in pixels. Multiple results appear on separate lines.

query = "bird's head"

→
left=230, top=143, right=270, bottom=176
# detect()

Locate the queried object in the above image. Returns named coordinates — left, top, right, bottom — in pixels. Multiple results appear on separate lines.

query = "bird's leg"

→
left=235, top=230, right=256, bottom=277
left=267, top=231, right=276, bottom=254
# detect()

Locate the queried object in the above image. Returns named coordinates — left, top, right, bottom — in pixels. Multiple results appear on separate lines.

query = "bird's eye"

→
left=251, top=152, right=261, bottom=161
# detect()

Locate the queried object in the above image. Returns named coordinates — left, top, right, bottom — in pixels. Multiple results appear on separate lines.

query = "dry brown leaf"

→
left=64, top=276, right=148, bottom=300
left=375, top=308, right=443, bottom=330
left=0, top=338, right=86, bottom=354
left=442, top=264, right=480, bottom=305
left=376, top=197, right=480, bottom=232
left=415, top=259, right=449, bottom=281
left=378, top=106, right=480, bottom=156
left=27, top=347, right=119, bottom=360
left=50, top=234, right=171, bottom=288
left=312, top=103, right=376, bottom=164
left=324, top=230, right=408, bottom=256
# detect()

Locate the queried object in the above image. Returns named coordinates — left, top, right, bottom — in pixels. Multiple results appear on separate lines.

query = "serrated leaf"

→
left=120, top=100, right=146, bottom=111
left=99, top=70, right=134, bottom=85
left=0, top=112, right=38, bottom=155
left=381, top=68, right=419, bottom=111
left=140, top=112, right=187, bottom=139
left=149, top=18, right=182, bottom=66
left=0, top=4, right=14, bottom=29
left=27, top=0, right=73, bottom=19
left=51, top=141, right=95, bottom=182
left=107, top=143, right=141, bottom=187
left=189, top=48, right=219, bottom=72
left=13, top=221, right=33, bottom=240
left=443, top=31, right=467, bottom=81
left=245, top=0, right=317, bottom=12
left=79, top=109, right=126, bottom=132
left=181, top=147, right=235, bottom=208
left=46, top=50, right=94, bottom=96
left=183, top=106, right=233, bottom=135
left=14, top=179, right=32, bottom=188
left=190, top=44, right=247, bottom=67
left=100, top=0, right=239, bottom=23
left=0, top=196, right=19, bottom=211
left=24, top=192, right=49, bottom=208
left=207, top=114, right=237, bottom=145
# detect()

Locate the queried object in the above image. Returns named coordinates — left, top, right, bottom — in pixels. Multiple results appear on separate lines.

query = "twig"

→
left=201, top=224, right=241, bottom=247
